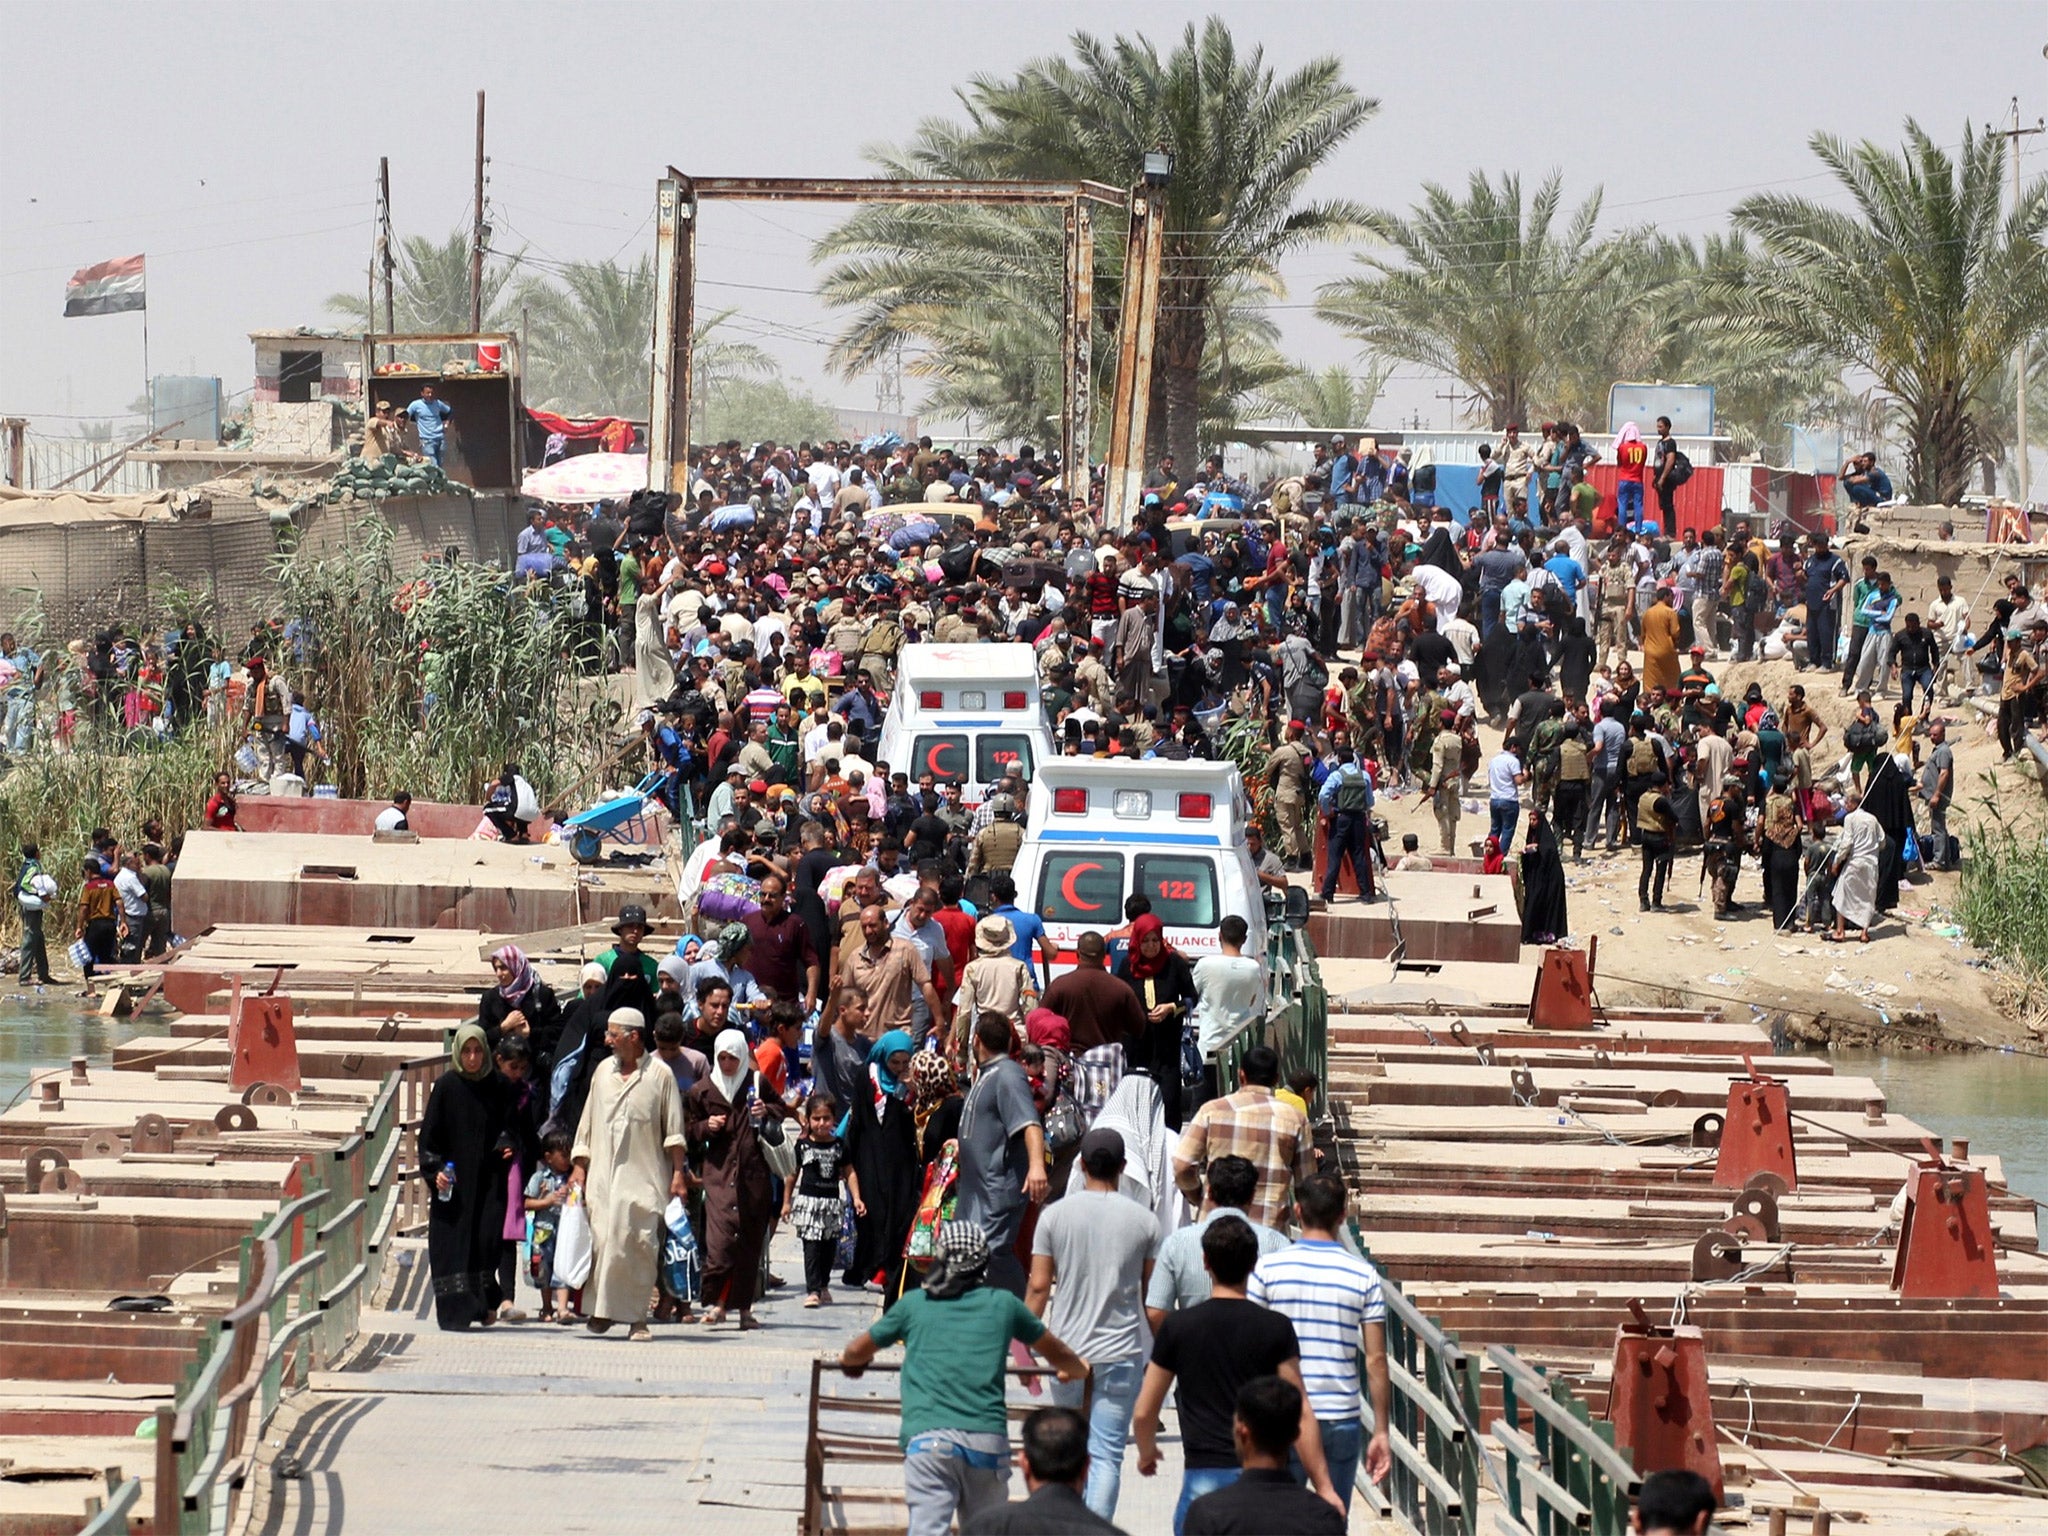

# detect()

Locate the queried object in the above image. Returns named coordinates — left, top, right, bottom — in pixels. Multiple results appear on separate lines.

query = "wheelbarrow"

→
left=562, top=771, right=667, bottom=864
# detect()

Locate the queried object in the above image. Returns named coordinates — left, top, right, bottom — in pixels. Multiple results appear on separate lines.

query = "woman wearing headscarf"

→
left=1481, top=835, right=1508, bottom=876
left=1206, top=601, right=1249, bottom=692
left=550, top=961, right=619, bottom=1137
left=1111, top=913, right=1196, bottom=1131
left=840, top=1029, right=920, bottom=1295
left=418, top=1023, right=515, bottom=1330
left=1473, top=611, right=1519, bottom=722
left=1760, top=787, right=1806, bottom=930
left=683, top=1028, right=787, bottom=1328
left=1858, top=753, right=1913, bottom=915
left=684, top=922, right=769, bottom=1029
left=908, top=1050, right=963, bottom=1169
left=1518, top=810, right=1569, bottom=945
left=476, top=944, right=564, bottom=1058
left=1067, top=1073, right=1185, bottom=1237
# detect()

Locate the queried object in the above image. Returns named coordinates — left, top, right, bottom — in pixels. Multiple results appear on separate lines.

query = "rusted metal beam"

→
left=672, top=171, right=1126, bottom=207
left=1059, top=200, right=1094, bottom=487
left=1102, top=184, right=1165, bottom=530
left=647, top=176, right=695, bottom=496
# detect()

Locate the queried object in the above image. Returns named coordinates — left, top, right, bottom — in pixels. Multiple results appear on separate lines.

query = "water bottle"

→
left=437, top=1160, right=456, bottom=1203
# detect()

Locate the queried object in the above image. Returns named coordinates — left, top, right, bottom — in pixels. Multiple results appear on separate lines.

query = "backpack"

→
left=1667, top=449, right=1694, bottom=486
left=1843, top=717, right=1885, bottom=754
left=1333, top=769, right=1371, bottom=814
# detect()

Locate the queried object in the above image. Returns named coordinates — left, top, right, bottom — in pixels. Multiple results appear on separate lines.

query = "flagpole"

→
left=141, top=297, right=152, bottom=427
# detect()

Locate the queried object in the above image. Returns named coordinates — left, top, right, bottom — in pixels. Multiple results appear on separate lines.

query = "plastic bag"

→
left=658, top=1196, right=700, bottom=1302
left=553, top=1185, right=593, bottom=1289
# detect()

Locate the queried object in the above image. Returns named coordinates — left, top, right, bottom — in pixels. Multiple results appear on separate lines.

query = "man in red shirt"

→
left=930, top=869, right=977, bottom=980
left=752, top=1002, right=804, bottom=1098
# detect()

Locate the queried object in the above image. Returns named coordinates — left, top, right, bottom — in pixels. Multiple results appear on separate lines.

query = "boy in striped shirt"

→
left=1247, top=1174, right=1392, bottom=1507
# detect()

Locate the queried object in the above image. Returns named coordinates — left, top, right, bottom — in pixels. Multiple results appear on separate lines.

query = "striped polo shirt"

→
left=1248, top=1239, right=1386, bottom=1421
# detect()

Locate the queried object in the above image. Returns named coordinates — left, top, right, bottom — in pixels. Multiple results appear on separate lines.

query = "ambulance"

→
left=875, top=643, right=1054, bottom=809
left=1012, top=758, right=1268, bottom=975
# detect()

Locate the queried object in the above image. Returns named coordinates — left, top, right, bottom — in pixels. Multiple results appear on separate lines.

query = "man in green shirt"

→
left=842, top=1221, right=1089, bottom=1536
left=614, top=539, right=646, bottom=671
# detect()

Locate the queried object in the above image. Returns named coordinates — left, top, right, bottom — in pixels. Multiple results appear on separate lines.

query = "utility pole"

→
left=470, top=90, right=487, bottom=334
left=1991, top=97, right=2043, bottom=502
left=377, top=156, right=396, bottom=363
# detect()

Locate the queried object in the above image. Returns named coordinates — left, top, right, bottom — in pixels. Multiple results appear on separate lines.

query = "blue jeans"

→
left=1900, top=666, right=1934, bottom=715
left=1289, top=1416, right=1363, bottom=1512
left=419, top=436, right=445, bottom=466
left=1174, top=1467, right=1241, bottom=1536
left=1616, top=481, right=1643, bottom=523
left=1489, top=798, right=1520, bottom=848
left=1052, top=1355, right=1144, bottom=1520
left=1479, top=588, right=1503, bottom=638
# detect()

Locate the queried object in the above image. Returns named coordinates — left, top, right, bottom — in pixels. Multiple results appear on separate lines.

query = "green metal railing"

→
left=1489, top=1345, right=1641, bottom=1536
left=1211, top=924, right=1329, bottom=1100
left=75, top=1470, right=141, bottom=1536
left=1207, top=924, right=1640, bottom=1535
left=144, top=1069, right=406, bottom=1536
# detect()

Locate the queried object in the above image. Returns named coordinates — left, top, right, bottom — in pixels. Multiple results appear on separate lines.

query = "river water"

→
left=4, top=1001, right=2043, bottom=1211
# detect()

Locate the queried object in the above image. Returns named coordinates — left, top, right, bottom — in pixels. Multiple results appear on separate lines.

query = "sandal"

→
left=803, top=1294, right=821, bottom=1309
left=586, top=1317, right=613, bottom=1335
left=700, top=1309, right=727, bottom=1326
left=738, top=1314, right=762, bottom=1331
left=627, top=1323, right=653, bottom=1342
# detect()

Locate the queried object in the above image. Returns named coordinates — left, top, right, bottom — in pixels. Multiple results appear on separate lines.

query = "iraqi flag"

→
left=64, top=254, right=146, bottom=317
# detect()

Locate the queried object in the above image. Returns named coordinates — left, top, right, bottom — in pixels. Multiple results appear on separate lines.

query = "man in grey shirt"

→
left=1026, top=1127, right=1160, bottom=1521
left=1144, top=1154, right=1290, bottom=1330
left=1585, top=710, right=1628, bottom=853
left=956, top=1013, right=1049, bottom=1295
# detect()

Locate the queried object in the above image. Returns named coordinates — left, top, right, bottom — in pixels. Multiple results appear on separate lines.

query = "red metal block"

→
left=1891, top=1162, right=2000, bottom=1300
left=1605, top=1312, right=1724, bottom=1502
left=229, top=984, right=302, bottom=1092
left=1528, top=937, right=1597, bottom=1030
left=1712, top=1068, right=1797, bottom=1192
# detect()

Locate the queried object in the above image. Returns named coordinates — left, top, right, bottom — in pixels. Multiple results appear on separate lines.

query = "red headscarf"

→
left=1126, top=913, right=1174, bottom=980
left=1482, top=835, right=1506, bottom=876
left=1025, top=1007, right=1071, bottom=1053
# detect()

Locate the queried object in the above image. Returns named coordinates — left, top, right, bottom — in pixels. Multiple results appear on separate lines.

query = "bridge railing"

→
left=138, top=1067, right=408, bottom=1536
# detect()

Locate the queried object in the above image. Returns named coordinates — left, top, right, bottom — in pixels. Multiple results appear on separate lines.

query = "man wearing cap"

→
left=1678, top=646, right=1714, bottom=696
left=595, top=905, right=661, bottom=1023
left=1262, top=722, right=1316, bottom=872
left=1026, top=1126, right=1160, bottom=1521
left=568, top=1005, right=688, bottom=1342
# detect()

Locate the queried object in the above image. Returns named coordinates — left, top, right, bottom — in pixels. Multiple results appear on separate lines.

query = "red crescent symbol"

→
left=925, top=744, right=948, bottom=776
left=1060, top=862, right=1105, bottom=912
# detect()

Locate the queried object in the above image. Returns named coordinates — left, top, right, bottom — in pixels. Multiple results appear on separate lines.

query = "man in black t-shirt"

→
left=1183, top=1376, right=1345, bottom=1535
left=1133, top=1218, right=1339, bottom=1530
left=1407, top=625, right=1457, bottom=685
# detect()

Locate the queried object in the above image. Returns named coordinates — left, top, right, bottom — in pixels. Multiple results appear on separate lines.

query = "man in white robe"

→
left=570, top=1007, right=687, bottom=1338
left=1830, top=795, right=1883, bottom=942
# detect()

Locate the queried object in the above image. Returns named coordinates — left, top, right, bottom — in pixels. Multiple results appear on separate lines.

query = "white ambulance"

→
left=875, top=642, right=1054, bottom=809
left=1012, top=758, right=1268, bottom=974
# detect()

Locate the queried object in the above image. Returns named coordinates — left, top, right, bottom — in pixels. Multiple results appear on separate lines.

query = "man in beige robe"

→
left=570, top=1007, right=688, bottom=1339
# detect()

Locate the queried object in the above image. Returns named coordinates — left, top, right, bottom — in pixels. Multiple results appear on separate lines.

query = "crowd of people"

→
left=47, top=422, right=2027, bottom=1532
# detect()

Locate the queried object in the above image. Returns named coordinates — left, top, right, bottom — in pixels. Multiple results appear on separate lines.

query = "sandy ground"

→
left=1370, top=647, right=2047, bottom=1049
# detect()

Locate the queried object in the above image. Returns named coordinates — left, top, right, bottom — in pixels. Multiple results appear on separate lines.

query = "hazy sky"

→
left=4, top=0, right=2044, bottom=438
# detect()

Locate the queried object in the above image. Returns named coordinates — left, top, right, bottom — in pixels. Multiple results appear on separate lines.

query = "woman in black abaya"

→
left=1474, top=618, right=1518, bottom=722
left=418, top=1023, right=515, bottom=1330
left=1858, top=753, right=1913, bottom=915
left=1519, top=810, right=1569, bottom=945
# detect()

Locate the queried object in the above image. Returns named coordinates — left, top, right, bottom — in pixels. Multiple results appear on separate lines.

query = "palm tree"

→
left=1707, top=119, right=2048, bottom=505
left=510, top=250, right=772, bottom=424
left=1317, top=171, right=1618, bottom=431
left=1545, top=232, right=1846, bottom=459
left=327, top=228, right=513, bottom=334
left=815, top=17, right=1376, bottom=467
left=1262, top=362, right=1389, bottom=431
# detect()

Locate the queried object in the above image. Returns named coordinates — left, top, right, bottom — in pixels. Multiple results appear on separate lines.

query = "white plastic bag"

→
left=553, top=1185, right=593, bottom=1289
